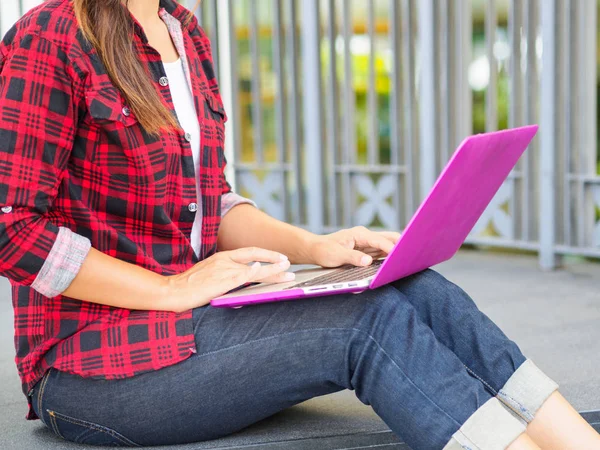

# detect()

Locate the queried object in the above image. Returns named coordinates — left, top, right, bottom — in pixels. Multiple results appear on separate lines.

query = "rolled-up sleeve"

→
left=0, top=34, right=91, bottom=293
left=221, top=192, right=257, bottom=218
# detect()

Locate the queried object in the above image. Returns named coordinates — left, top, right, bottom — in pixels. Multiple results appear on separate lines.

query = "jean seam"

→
left=463, top=361, right=536, bottom=423
left=497, top=390, right=534, bottom=422
left=47, top=409, right=141, bottom=447
left=194, top=326, right=464, bottom=429
left=37, top=369, right=52, bottom=427
left=454, top=430, right=478, bottom=450
left=48, top=411, right=64, bottom=439
left=463, top=365, right=498, bottom=396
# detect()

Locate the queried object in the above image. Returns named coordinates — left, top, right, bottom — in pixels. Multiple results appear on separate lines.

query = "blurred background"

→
left=2, top=5, right=600, bottom=446
left=2, top=0, right=599, bottom=270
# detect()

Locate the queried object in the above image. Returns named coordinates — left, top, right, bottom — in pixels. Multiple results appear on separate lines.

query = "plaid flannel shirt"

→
left=0, top=0, right=254, bottom=419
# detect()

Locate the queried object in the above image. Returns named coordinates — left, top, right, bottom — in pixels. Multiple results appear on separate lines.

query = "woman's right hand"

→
left=160, top=247, right=296, bottom=313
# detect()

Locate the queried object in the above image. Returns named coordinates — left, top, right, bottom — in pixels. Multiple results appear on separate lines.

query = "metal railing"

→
left=2, top=0, right=599, bottom=269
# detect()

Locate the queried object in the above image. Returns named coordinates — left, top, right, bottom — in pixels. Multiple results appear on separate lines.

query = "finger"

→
left=257, top=271, right=296, bottom=284
left=353, top=231, right=395, bottom=255
left=362, top=249, right=387, bottom=258
left=247, top=259, right=291, bottom=282
left=340, top=248, right=373, bottom=267
left=378, top=231, right=401, bottom=244
left=229, top=247, right=288, bottom=265
left=238, top=261, right=262, bottom=284
left=360, top=247, right=384, bottom=254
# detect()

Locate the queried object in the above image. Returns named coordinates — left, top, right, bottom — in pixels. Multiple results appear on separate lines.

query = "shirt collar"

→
left=159, top=0, right=194, bottom=30
left=129, top=0, right=193, bottom=44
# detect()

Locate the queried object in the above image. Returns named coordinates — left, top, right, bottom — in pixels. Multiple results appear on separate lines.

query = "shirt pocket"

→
left=83, top=87, right=167, bottom=186
left=201, top=91, right=227, bottom=170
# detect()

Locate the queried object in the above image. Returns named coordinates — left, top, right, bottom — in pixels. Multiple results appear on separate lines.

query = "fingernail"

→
left=283, top=272, right=296, bottom=281
left=361, top=256, right=371, bottom=266
left=280, top=254, right=289, bottom=261
left=279, top=260, right=291, bottom=268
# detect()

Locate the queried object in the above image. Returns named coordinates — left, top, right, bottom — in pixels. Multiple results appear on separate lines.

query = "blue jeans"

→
left=30, top=269, right=557, bottom=449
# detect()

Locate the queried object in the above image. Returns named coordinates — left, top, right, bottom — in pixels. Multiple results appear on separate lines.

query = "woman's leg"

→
left=32, top=287, right=529, bottom=449
left=526, top=391, right=600, bottom=449
left=391, top=269, right=600, bottom=448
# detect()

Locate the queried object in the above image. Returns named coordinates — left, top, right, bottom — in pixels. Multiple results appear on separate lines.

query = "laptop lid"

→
left=370, top=125, right=538, bottom=289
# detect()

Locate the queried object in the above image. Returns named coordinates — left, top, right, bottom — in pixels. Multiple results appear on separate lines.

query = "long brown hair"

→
left=73, top=0, right=201, bottom=136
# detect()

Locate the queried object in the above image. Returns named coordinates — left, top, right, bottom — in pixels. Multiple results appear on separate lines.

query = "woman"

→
left=1, top=0, right=598, bottom=449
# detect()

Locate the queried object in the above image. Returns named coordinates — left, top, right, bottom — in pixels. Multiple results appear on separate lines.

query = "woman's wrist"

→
left=294, top=233, right=324, bottom=266
left=153, top=274, right=183, bottom=312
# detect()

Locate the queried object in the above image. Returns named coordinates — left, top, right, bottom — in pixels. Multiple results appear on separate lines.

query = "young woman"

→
left=1, top=1, right=598, bottom=448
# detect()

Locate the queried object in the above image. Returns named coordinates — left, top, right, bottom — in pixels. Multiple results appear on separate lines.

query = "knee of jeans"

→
left=396, top=269, right=477, bottom=309
left=355, top=286, right=416, bottom=331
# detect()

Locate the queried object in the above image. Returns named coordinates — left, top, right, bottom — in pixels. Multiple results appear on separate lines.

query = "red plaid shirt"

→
left=0, top=0, right=248, bottom=419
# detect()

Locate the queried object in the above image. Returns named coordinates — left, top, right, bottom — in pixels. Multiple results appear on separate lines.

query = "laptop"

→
left=211, top=125, right=538, bottom=309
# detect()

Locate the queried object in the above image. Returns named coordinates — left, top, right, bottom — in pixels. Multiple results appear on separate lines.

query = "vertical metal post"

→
left=389, top=0, right=402, bottom=225
left=326, top=0, right=340, bottom=228
left=418, top=0, right=437, bottom=200
left=194, top=0, right=203, bottom=24
left=458, top=0, right=473, bottom=139
left=287, top=0, right=303, bottom=225
left=403, top=0, right=418, bottom=220
left=367, top=0, right=378, bottom=165
left=539, top=0, right=560, bottom=269
left=208, top=0, right=219, bottom=80
left=249, top=0, right=264, bottom=165
left=302, top=0, right=325, bottom=233
left=524, top=0, right=538, bottom=241
left=217, top=0, right=238, bottom=189
left=509, top=0, right=523, bottom=240
left=485, top=0, right=497, bottom=132
left=579, top=0, right=597, bottom=246
left=439, top=1, right=450, bottom=165
left=342, top=1, right=355, bottom=226
left=272, top=0, right=286, bottom=165
left=508, top=0, right=522, bottom=129
left=271, top=0, right=287, bottom=219
left=562, top=0, right=572, bottom=245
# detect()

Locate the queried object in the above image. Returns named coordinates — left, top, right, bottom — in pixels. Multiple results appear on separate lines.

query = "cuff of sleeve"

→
left=31, top=227, right=92, bottom=298
left=497, top=359, right=559, bottom=423
left=443, top=397, right=526, bottom=450
left=221, top=192, right=257, bottom=218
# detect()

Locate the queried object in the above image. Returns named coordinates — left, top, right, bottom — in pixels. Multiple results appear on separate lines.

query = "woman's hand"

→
left=161, top=247, right=295, bottom=313
left=307, top=226, right=401, bottom=268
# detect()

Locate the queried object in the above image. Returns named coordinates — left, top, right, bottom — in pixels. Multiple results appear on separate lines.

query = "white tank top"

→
left=162, top=58, right=203, bottom=258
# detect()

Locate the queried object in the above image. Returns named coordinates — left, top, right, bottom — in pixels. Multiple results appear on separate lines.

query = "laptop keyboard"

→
left=286, top=259, right=385, bottom=290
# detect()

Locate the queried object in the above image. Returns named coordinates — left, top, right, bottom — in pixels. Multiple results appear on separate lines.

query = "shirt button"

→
left=188, top=202, right=198, bottom=213
left=159, top=76, right=169, bottom=87
left=184, top=132, right=192, bottom=143
left=1, top=206, right=12, bottom=214
left=122, top=107, right=131, bottom=117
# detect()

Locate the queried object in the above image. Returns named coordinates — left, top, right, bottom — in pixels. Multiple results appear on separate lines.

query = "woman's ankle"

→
left=507, top=433, right=541, bottom=450
left=527, top=391, right=600, bottom=450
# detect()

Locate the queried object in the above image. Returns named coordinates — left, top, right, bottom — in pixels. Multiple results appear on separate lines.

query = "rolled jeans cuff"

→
left=497, top=359, right=559, bottom=423
left=443, top=397, right=526, bottom=450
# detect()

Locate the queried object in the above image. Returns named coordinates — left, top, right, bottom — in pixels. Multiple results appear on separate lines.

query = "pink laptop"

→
left=211, top=125, right=538, bottom=308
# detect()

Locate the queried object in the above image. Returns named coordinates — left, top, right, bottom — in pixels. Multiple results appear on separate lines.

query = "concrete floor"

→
left=1, top=249, right=599, bottom=449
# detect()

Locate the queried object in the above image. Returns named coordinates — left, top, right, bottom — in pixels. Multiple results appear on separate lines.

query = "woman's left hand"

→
left=306, top=226, right=401, bottom=268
